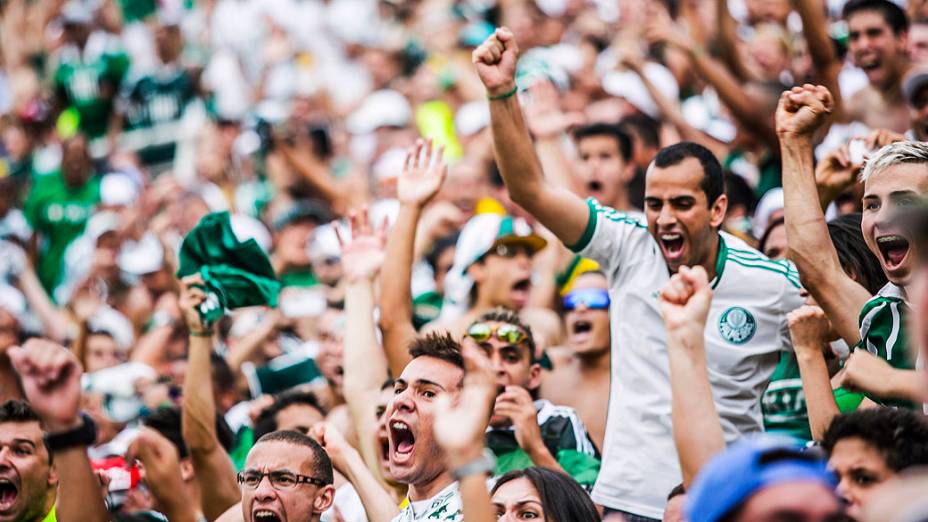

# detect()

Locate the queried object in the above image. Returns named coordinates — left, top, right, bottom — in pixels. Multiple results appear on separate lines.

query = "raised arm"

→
left=9, top=339, right=109, bottom=522
left=714, top=0, right=755, bottom=83
left=794, top=0, right=844, bottom=119
left=775, top=85, right=872, bottom=347
left=178, top=275, right=241, bottom=521
left=126, top=427, right=199, bottom=522
left=379, top=140, right=448, bottom=376
left=658, top=266, right=725, bottom=488
left=338, top=210, right=400, bottom=492
left=787, top=306, right=842, bottom=441
left=311, top=422, right=399, bottom=522
left=473, top=28, right=590, bottom=245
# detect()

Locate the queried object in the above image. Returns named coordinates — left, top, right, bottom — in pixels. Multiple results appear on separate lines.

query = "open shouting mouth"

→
left=389, top=420, right=416, bottom=465
left=876, top=234, right=910, bottom=270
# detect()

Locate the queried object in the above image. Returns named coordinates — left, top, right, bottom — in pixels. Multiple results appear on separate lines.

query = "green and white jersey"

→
left=52, top=34, right=129, bottom=139
left=392, top=482, right=462, bottom=522
left=570, top=198, right=804, bottom=519
left=116, top=64, right=197, bottom=167
left=857, top=283, right=910, bottom=369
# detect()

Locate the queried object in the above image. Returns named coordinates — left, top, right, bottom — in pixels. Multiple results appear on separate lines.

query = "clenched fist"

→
left=472, top=27, right=520, bottom=98
left=775, top=84, right=834, bottom=137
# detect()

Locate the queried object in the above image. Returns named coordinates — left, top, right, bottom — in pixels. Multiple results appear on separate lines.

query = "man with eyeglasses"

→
left=237, top=430, right=335, bottom=522
left=468, top=308, right=600, bottom=489
left=475, top=28, right=805, bottom=522
left=541, top=271, right=611, bottom=451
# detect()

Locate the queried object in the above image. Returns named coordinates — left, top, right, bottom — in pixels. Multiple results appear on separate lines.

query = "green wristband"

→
left=488, top=85, right=518, bottom=101
left=190, top=329, right=213, bottom=337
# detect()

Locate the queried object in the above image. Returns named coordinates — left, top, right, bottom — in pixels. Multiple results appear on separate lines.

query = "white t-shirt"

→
left=572, top=198, right=804, bottom=519
left=391, top=482, right=462, bottom=522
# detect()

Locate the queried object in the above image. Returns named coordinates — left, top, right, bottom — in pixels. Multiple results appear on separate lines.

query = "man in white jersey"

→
left=473, top=28, right=804, bottom=521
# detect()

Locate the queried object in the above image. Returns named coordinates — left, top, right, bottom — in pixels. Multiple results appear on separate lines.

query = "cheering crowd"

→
left=2, top=0, right=928, bottom=520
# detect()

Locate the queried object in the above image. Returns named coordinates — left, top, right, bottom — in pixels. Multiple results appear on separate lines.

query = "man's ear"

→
left=710, top=194, right=728, bottom=229
left=47, top=462, right=59, bottom=489
left=180, top=459, right=195, bottom=482
left=313, top=484, right=336, bottom=514
left=467, top=262, right=485, bottom=285
left=621, top=162, right=636, bottom=183
left=527, top=363, right=542, bottom=391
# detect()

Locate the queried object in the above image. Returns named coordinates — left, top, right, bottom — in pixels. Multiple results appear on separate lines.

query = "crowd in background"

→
left=2, top=0, right=928, bottom=520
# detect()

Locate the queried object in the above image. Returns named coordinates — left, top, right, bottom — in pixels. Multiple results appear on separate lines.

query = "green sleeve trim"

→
left=567, top=198, right=598, bottom=253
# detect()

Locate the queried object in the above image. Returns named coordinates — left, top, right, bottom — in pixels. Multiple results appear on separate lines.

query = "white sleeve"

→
left=778, top=263, right=807, bottom=353
left=569, top=198, right=657, bottom=278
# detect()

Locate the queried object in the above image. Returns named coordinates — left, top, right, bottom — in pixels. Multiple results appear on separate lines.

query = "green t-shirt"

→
left=762, top=352, right=812, bottom=442
left=118, top=0, right=158, bottom=22
left=118, top=65, right=197, bottom=166
left=53, top=43, right=130, bottom=138
left=23, top=171, right=101, bottom=295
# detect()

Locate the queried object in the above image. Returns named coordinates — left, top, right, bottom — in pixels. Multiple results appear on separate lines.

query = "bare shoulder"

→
left=520, top=307, right=565, bottom=349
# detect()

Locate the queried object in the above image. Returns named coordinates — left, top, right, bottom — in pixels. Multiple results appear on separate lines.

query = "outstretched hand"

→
left=396, top=138, right=448, bottom=208
left=472, top=27, right=520, bottom=97
left=659, top=266, right=713, bottom=343
left=433, top=339, right=497, bottom=465
left=334, top=209, right=388, bottom=283
left=775, top=84, right=834, bottom=137
left=9, top=339, right=83, bottom=431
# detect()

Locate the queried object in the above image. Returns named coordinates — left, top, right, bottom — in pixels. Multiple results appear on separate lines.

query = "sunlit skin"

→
left=847, top=11, right=908, bottom=90
left=644, top=158, right=728, bottom=276
left=576, top=135, right=633, bottom=210
left=564, top=274, right=611, bottom=357
left=240, top=441, right=334, bottom=522
left=861, top=163, right=928, bottom=287
left=374, top=387, right=397, bottom=482
left=0, top=421, right=57, bottom=522
left=386, top=357, right=463, bottom=500
left=84, top=333, right=123, bottom=374
left=829, top=437, right=896, bottom=520
left=663, top=493, right=686, bottom=522
left=274, top=404, right=325, bottom=437
left=492, top=477, right=547, bottom=521
left=733, top=481, right=841, bottom=522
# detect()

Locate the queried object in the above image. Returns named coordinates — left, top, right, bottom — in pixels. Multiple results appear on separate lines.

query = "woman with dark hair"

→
left=490, top=467, right=600, bottom=522
left=433, top=339, right=601, bottom=522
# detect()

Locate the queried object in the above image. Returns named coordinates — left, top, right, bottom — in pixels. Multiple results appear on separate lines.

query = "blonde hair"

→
left=859, top=141, right=928, bottom=182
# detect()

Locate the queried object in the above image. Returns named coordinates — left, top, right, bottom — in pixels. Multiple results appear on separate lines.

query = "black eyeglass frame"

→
left=236, top=470, right=329, bottom=490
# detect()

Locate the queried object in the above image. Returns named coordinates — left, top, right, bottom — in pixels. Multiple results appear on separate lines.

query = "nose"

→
left=489, top=351, right=508, bottom=378
left=514, top=250, right=532, bottom=268
left=834, top=477, right=854, bottom=507
left=392, top=387, right=415, bottom=413
left=254, top=475, right=279, bottom=502
left=657, top=204, right=677, bottom=228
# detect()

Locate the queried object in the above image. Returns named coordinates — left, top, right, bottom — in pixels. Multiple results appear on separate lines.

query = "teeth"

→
left=877, top=235, right=904, bottom=244
left=661, top=234, right=681, bottom=241
left=255, top=511, right=276, bottom=518
left=391, top=422, right=409, bottom=431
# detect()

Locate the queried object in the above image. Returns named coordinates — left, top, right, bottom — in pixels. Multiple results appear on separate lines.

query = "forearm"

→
left=225, top=320, right=277, bottom=374
left=130, top=325, right=174, bottom=367
left=667, top=333, right=725, bottom=487
left=795, top=0, right=844, bottom=117
left=190, top=449, right=241, bottom=521
left=17, top=269, right=67, bottom=342
left=459, top=474, right=495, bottom=522
left=525, top=442, right=566, bottom=474
left=795, top=348, right=840, bottom=441
left=715, top=0, right=754, bottom=82
left=280, top=145, right=345, bottom=214
left=182, top=335, right=218, bottom=451
left=379, top=204, right=420, bottom=376
left=340, top=449, right=400, bottom=522
left=53, top=447, right=110, bottom=522
left=534, top=137, right=577, bottom=192
left=877, top=368, right=926, bottom=402
left=781, top=138, right=866, bottom=345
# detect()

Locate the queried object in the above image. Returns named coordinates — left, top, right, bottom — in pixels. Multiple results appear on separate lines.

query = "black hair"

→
left=380, top=378, right=395, bottom=391
left=143, top=406, right=235, bottom=459
left=425, top=232, right=459, bottom=273
left=618, top=114, right=661, bottom=150
left=573, top=123, right=633, bottom=163
left=472, top=307, right=537, bottom=363
left=408, top=332, right=464, bottom=370
left=651, top=142, right=726, bottom=205
left=210, top=351, right=237, bottom=396
left=253, top=390, right=326, bottom=441
left=254, top=430, right=334, bottom=485
left=842, top=0, right=909, bottom=34
left=667, top=483, right=686, bottom=501
left=491, top=467, right=601, bottom=522
left=827, top=213, right=888, bottom=295
left=822, top=408, right=928, bottom=471
left=724, top=173, right=758, bottom=216
left=0, top=400, right=50, bottom=459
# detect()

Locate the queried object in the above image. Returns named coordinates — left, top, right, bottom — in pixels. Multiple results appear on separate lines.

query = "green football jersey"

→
left=23, top=171, right=101, bottom=296
left=53, top=42, right=129, bottom=139
left=118, top=65, right=197, bottom=166
left=761, top=352, right=811, bottom=442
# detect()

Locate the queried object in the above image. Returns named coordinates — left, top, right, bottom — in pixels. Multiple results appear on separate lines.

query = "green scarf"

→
left=177, top=211, right=280, bottom=325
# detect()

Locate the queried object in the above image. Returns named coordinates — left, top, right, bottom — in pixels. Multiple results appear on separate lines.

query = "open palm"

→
left=397, top=138, right=447, bottom=207
left=336, top=209, right=387, bottom=283
left=434, top=342, right=497, bottom=455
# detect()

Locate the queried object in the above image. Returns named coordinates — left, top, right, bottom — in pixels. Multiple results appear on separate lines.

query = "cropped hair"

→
left=491, top=467, right=600, bottom=522
left=842, top=0, right=909, bottom=34
left=254, top=390, right=327, bottom=441
left=408, top=332, right=464, bottom=370
left=473, top=307, right=537, bottom=363
left=651, top=142, right=726, bottom=205
left=255, top=430, right=334, bottom=485
left=573, top=123, right=633, bottom=162
left=859, top=141, right=928, bottom=182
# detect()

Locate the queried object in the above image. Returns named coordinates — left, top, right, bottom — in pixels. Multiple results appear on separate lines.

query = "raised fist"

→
left=9, top=339, right=83, bottom=432
left=472, top=27, right=520, bottom=98
left=775, top=84, right=834, bottom=137
left=659, top=265, right=713, bottom=339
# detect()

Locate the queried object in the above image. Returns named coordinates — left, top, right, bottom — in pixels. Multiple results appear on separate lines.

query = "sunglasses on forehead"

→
left=485, top=242, right=535, bottom=260
left=562, top=288, right=611, bottom=311
left=466, top=322, right=528, bottom=344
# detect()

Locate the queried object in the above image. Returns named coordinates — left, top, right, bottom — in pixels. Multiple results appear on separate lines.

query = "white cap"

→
left=373, top=148, right=407, bottom=182
left=87, top=306, right=135, bottom=352
left=602, top=62, right=679, bottom=120
left=118, top=233, right=164, bottom=276
left=345, top=90, right=411, bottom=134
left=230, top=214, right=272, bottom=253
left=455, top=101, right=491, bottom=137
left=753, top=188, right=785, bottom=239
left=308, top=223, right=341, bottom=261
left=101, top=173, right=140, bottom=207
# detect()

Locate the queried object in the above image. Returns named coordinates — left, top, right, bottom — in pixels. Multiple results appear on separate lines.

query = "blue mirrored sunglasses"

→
left=562, top=288, right=610, bottom=311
